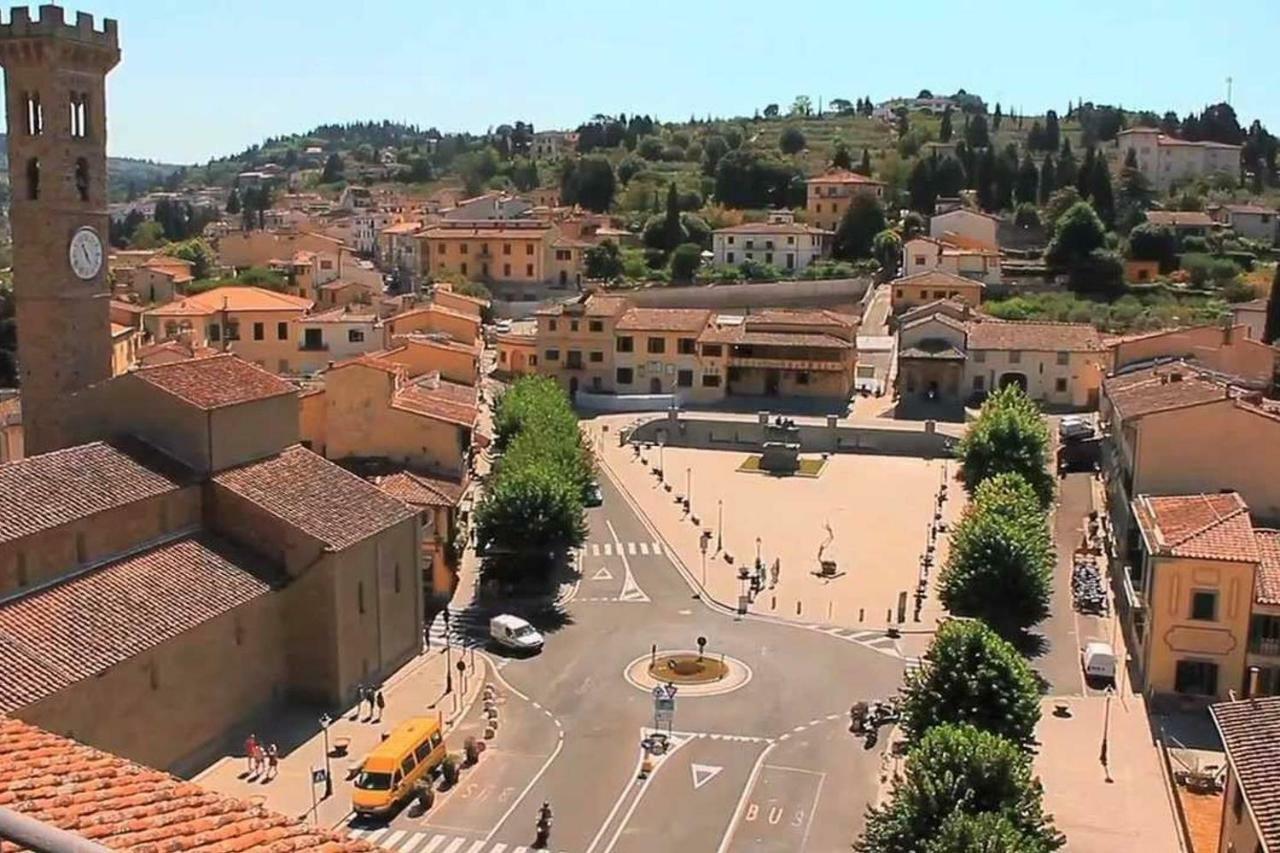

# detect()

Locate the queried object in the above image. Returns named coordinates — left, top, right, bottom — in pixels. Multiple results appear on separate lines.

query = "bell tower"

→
left=0, top=5, right=119, bottom=454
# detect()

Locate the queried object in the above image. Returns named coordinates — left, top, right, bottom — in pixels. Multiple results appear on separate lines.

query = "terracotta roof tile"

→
left=615, top=308, right=711, bottom=333
left=393, top=376, right=479, bottom=428
left=967, top=320, right=1103, bottom=353
left=1132, top=492, right=1260, bottom=563
left=146, top=287, right=313, bottom=317
left=133, top=354, right=297, bottom=410
left=807, top=169, right=884, bottom=186
left=212, top=446, right=416, bottom=550
left=0, top=716, right=376, bottom=851
left=699, top=326, right=854, bottom=349
left=1210, top=697, right=1280, bottom=853
left=892, top=269, right=986, bottom=290
left=1104, top=364, right=1229, bottom=420
left=1145, top=211, right=1216, bottom=228
left=745, top=309, right=858, bottom=329
left=714, top=222, right=832, bottom=236
left=0, top=536, right=273, bottom=713
left=375, top=471, right=466, bottom=509
left=1255, top=529, right=1280, bottom=606
left=0, top=442, right=183, bottom=545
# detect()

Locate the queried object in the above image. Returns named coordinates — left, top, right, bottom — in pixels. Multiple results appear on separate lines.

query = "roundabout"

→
left=623, top=649, right=753, bottom=697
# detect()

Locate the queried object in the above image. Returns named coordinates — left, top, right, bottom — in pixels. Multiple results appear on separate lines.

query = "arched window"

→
left=26, top=157, right=39, bottom=200
left=75, top=157, right=89, bottom=201
left=69, top=92, right=88, bottom=138
left=24, top=92, right=42, bottom=135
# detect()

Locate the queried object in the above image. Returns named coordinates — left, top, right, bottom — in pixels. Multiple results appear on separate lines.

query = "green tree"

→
left=1044, top=110, right=1061, bottom=152
left=779, top=126, right=807, bottom=155
left=934, top=156, right=966, bottom=197
left=1089, top=156, right=1116, bottom=228
left=939, top=105, right=954, bottom=143
left=1043, top=186, right=1082, bottom=231
left=872, top=229, right=902, bottom=277
left=1055, top=139, right=1078, bottom=190
left=925, top=811, right=1060, bottom=853
left=762, top=103, right=779, bottom=119
left=129, top=220, right=166, bottom=249
left=617, top=155, right=646, bottom=185
left=856, top=148, right=873, bottom=176
left=958, top=384, right=1054, bottom=506
left=701, top=135, right=730, bottom=177
left=236, top=266, right=287, bottom=290
left=908, top=158, right=937, bottom=214
left=320, top=153, right=344, bottom=184
left=1265, top=264, right=1280, bottom=344
left=1014, top=154, right=1039, bottom=205
left=1116, top=147, right=1153, bottom=230
left=669, top=242, right=703, bottom=282
left=964, top=113, right=990, bottom=149
left=901, top=607, right=1043, bottom=747
left=584, top=240, right=625, bottom=280
left=561, top=156, right=616, bottom=213
left=1127, top=223, right=1177, bottom=272
left=856, top=724, right=1064, bottom=853
left=1037, top=154, right=1056, bottom=204
left=831, top=144, right=853, bottom=171
left=832, top=193, right=887, bottom=260
left=225, top=188, right=241, bottom=215
left=164, top=238, right=216, bottom=280
left=1045, top=200, right=1106, bottom=268
left=975, top=147, right=997, bottom=211
left=662, top=183, right=682, bottom=252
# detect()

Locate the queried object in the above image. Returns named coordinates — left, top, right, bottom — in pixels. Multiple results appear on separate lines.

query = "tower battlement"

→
left=0, top=4, right=117, bottom=49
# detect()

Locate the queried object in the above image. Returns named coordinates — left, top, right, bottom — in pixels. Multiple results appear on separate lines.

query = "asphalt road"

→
left=350, top=467, right=908, bottom=852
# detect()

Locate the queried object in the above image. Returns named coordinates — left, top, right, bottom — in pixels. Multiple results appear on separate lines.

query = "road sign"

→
left=655, top=707, right=673, bottom=728
left=592, top=566, right=614, bottom=581
left=311, top=768, right=328, bottom=785
left=457, top=660, right=466, bottom=673
left=691, top=763, right=723, bottom=790
left=696, top=636, right=707, bottom=656
left=737, top=595, right=749, bottom=615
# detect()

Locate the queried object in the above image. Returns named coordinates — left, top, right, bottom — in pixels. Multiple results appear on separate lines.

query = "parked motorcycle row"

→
left=1072, top=558, right=1109, bottom=616
left=850, top=698, right=902, bottom=748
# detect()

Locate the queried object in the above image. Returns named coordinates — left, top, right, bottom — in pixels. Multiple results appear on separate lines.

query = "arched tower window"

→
left=24, top=92, right=43, bottom=135
left=75, top=157, right=89, bottom=201
left=69, top=92, right=88, bottom=138
left=26, top=157, right=39, bottom=200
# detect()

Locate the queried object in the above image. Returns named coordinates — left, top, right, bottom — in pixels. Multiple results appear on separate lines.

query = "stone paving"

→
left=590, top=416, right=966, bottom=634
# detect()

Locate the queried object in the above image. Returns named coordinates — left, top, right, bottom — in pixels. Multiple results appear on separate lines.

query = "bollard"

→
left=771, top=595, right=776, bottom=610
left=859, top=607, right=865, bottom=622
left=484, top=726, right=495, bottom=740
left=796, top=600, right=802, bottom=615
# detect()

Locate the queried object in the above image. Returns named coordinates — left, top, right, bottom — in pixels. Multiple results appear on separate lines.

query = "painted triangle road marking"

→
left=618, top=565, right=650, bottom=602
left=591, top=566, right=614, bottom=581
left=691, top=763, right=723, bottom=790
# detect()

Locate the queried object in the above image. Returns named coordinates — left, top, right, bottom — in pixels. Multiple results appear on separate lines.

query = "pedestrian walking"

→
left=375, top=689, right=386, bottom=722
left=243, top=734, right=259, bottom=775
left=266, top=743, right=279, bottom=780
left=250, top=740, right=263, bottom=777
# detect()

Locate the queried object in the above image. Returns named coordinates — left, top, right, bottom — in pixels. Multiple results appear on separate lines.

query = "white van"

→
left=489, top=614, right=544, bottom=653
left=1082, top=641, right=1116, bottom=683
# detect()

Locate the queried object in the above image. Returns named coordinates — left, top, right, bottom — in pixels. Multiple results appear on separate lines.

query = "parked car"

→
left=489, top=614, right=544, bottom=653
left=1059, top=415, right=1096, bottom=441
left=584, top=481, right=603, bottom=507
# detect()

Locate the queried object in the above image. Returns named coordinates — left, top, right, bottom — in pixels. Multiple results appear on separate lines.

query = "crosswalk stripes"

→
left=425, top=608, right=488, bottom=650
left=348, top=826, right=567, bottom=853
left=585, top=541, right=661, bottom=558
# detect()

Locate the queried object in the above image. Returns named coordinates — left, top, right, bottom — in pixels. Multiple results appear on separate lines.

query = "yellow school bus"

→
left=352, top=716, right=446, bottom=816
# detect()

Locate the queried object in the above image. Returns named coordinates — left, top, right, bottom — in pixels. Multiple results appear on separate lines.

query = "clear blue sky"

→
left=22, top=0, right=1280, bottom=164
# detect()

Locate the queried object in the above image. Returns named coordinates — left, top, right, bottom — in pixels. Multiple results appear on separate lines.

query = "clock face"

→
left=69, top=227, right=104, bottom=280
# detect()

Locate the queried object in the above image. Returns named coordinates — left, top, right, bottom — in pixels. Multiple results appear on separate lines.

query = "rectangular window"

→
left=277, top=322, right=288, bottom=340
left=503, top=243, right=512, bottom=255
left=616, top=367, right=634, bottom=384
left=1054, top=378, right=1068, bottom=393
left=1174, top=659, right=1219, bottom=696
left=460, top=262, right=468, bottom=275
left=303, top=328, right=324, bottom=350
left=701, top=374, right=721, bottom=388
left=616, top=336, right=634, bottom=352
left=253, top=322, right=264, bottom=341
left=1008, top=350, right=1022, bottom=364
left=727, top=252, right=735, bottom=264
left=913, top=255, right=926, bottom=266
left=678, top=338, right=697, bottom=355
left=1190, top=590, right=1218, bottom=621
left=208, top=323, right=221, bottom=342
left=647, top=337, right=665, bottom=354
left=677, top=369, right=693, bottom=387
left=786, top=254, right=794, bottom=270
left=973, top=350, right=986, bottom=363
left=571, top=320, right=579, bottom=332
left=973, top=376, right=985, bottom=390
left=787, top=236, right=795, bottom=245
left=526, top=243, right=534, bottom=255
left=589, top=320, right=603, bottom=332
left=526, top=264, right=534, bottom=276
left=765, top=253, right=773, bottom=264
left=589, top=351, right=603, bottom=363
left=544, top=348, right=560, bottom=361
left=460, top=243, right=469, bottom=254
left=796, top=371, right=810, bottom=385
left=702, top=344, right=723, bottom=357
left=348, top=329, right=365, bottom=343
left=549, top=319, right=558, bottom=332
left=504, top=263, right=512, bottom=276
left=1056, top=351, right=1070, bottom=366
left=727, top=236, right=735, bottom=245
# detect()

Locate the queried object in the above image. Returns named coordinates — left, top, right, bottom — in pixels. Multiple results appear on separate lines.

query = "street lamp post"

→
left=686, top=467, right=692, bottom=508
left=318, top=714, right=334, bottom=799
left=1100, top=687, right=1114, bottom=783
left=717, top=500, right=723, bottom=553
left=444, top=611, right=453, bottom=694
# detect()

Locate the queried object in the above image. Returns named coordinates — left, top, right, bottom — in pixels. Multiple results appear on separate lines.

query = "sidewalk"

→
left=1035, top=692, right=1183, bottom=851
left=590, top=416, right=963, bottom=632
left=195, top=645, right=487, bottom=828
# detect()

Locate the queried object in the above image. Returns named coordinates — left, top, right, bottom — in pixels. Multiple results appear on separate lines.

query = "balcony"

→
left=731, top=356, right=844, bottom=372
left=1251, top=637, right=1280, bottom=657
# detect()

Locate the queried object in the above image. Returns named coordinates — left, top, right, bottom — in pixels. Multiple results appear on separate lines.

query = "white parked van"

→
left=489, top=614, right=544, bottom=653
left=1082, top=641, right=1116, bottom=683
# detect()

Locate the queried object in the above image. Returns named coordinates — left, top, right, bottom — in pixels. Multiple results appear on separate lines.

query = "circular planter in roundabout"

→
left=623, top=649, right=752, bottom=697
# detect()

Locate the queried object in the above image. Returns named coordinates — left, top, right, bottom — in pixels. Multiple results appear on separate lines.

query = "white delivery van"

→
left=1082, top=641, right=1116, bottom=683
left=489, top=614, right=544, bottom=653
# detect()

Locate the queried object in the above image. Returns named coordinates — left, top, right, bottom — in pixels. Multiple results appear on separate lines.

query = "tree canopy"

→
left=958, top=384, right=1054, bottom=506
left=1045, top=200, right=1107, bottom=268
left=832, top=194, right=888, bottom=260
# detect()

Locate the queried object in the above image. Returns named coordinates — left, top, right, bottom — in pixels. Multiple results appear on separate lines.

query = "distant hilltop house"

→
left=711, top=210, right=833, bottom=273
left=872, top=96, right=956, bottom=120
left=1108, top=127, right=1241, bottom=191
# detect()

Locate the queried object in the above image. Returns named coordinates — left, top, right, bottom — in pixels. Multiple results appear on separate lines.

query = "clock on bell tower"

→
left=0, top=4, right=119, bottom=455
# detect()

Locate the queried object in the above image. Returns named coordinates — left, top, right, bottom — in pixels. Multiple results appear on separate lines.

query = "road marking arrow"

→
left=691, top=763, right=723, bottom=790
left=592, top=566, right=614, bottom=581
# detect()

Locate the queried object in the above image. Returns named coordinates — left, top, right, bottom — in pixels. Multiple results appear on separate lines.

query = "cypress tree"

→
left=1264, top=264, right=1280, bottom=344
left=1015, top=154, right=1039, bottom=205
left=1076, top=146, right=1095, bottom=199
left=940, top=105, right=954, bottom=143
left=856, top=148, right=873, bottom=176
left=976, top=147, right=997, bottom=211
left=1038, top=154, right=1056, bottom=204
left=1089, top=156, right=1115, bottom=228
left=1056, top=139, right=1077, bottom=189
left=663, top=182, right=682, bottom=251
